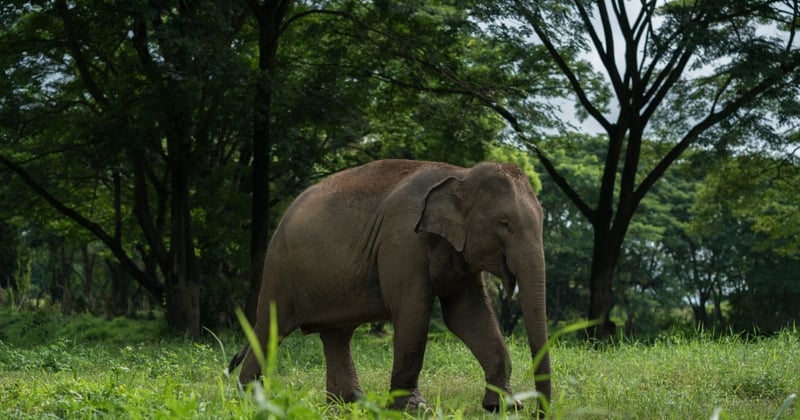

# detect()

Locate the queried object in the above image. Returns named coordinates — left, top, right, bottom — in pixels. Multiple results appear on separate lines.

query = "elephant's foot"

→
left=482, top=388, right=523, bottom=412
left=388, top=388, right=428, bottom=411
left=326, top=389, right=364, bottom=405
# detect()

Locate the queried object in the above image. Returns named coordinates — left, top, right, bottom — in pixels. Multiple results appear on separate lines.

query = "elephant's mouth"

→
left=498, top=254, right=518, bottom=297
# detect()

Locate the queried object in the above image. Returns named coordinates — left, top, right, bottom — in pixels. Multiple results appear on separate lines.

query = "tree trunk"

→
left=692, top=297, right=710, bottom=330
left=498, top=290, right=522, bottom=336
left=247, top=72, right=271, bottom=323
left=80, top=244, right=95, bottom=313
left=712, top=283, right=724, bottom=329
left=58, top=245, right=75, bottom=315
left=624, top=314, right=635, bottom=339
left=588, top=262, right=615, bottom=340
left=245, top=0, right=293, bottom=324
left=166, top=139, right=201, bottom=338
left=0, top=221, right=17, bottom=291
left=61, top=266, right=71, bottom=315
left=105, top=259, right=129, bottom=317
left=588, top=230, right=622, bottom=340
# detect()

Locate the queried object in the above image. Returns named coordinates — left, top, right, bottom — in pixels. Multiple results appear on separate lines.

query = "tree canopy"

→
left=467, top=0, right=800, bottom=337
left=1, top=0, right=798, bottom=338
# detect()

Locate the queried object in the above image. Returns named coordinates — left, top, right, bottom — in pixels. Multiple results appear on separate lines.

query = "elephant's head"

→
left=416, top=162, right=551, bottom=404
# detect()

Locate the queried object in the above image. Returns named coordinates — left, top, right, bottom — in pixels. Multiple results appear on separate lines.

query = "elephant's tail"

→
left=225, top=344, right=249, bottom=377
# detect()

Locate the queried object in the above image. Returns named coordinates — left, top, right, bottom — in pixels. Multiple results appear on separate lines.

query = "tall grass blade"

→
left=265, top=302, right=279, bottom=380
left=773, top=393, right=796, bottom=420
left=531, top=319, right=600, bottom=375
left=203, top=326, right=226, bottom=364
left=234, top=303, right=280, bottom=391
left=710, top=407, right=722, bottom=420
left=234, top=308, right=267, bottom=379
left=524, top=319, right=601, bottom=413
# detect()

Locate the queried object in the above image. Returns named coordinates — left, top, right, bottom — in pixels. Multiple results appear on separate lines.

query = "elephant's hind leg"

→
left=237, top=301, right=294, bottom=385
left=320, top=327, right=364, bottom=403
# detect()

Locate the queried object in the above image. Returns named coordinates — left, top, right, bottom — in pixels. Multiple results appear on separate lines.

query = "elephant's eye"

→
left=498, top=219, right=513, bottom=233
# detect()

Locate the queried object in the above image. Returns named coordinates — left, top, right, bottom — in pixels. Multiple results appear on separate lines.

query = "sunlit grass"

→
left=0, top=310, right=797, bottom=418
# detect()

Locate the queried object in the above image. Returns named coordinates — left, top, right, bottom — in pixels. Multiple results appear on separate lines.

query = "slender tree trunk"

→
left=712, top=283, right=724, bottom=329
left=496, top=282, right=521, bottom=336
left=587, top=124, right=644, bottom=340
left=105, top=259, right=129, bottom=317
left=58, top=245, right=75, bottom=315
left=693, top=296, right=710, bottom=330
left=80, top=244, right=95, bottom=313
left=624, top=314, right=635, bottom=339
left=0, top=222, right=17, bottom=291
left=165, top=186, right=201, bottom=337
left=166, top=135, right=201, bottom=338
left=245, top=0, right=293, bottom=324
left=247, top=72, right=272, bottom=323
left=61, top=271, right=71, bottom=314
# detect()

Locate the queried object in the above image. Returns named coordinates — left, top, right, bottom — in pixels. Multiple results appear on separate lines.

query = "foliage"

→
left=2, top=0, right=800, bottom=340
left=0, top=0, right=513, bottom=332
left=465, top=0, right=800, bottom=339
left=698, top=152, right=800, bottom=257
left=532, top=133, right=800, bottom=338
left=486, top=144, right=542, bottom=193
left=694, top=153, right=800, bottom=334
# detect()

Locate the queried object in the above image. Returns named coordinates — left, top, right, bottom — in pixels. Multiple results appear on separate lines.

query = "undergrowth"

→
left=0, top=309, right=797, bottom=419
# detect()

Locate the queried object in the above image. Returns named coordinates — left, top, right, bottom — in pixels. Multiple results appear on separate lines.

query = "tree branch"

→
left=54, top=0, right=109, bottom=108
left=635, top=62, right=797, bottom=205
left=514, top=1, right=612, bottom=132
left=574, top=0, right=625, bottom=97
left=0, top=154, right=164, bottom=298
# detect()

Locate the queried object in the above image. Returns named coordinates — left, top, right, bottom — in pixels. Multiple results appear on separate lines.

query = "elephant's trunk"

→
left=509, top=244, right=551, bottom=407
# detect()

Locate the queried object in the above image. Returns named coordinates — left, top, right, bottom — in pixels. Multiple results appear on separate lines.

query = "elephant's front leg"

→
left=440, top=277, right=517, bottom=412
left=320, top=327, right=363, bottom=403
left=387, top=294, right=434, bottom=411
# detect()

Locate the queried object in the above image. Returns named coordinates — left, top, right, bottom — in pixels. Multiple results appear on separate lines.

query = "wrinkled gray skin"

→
left=228, top=159, right=551, bottom=412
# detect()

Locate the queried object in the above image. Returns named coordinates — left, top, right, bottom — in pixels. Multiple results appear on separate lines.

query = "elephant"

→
left=228, top=159, right=551, bottom=412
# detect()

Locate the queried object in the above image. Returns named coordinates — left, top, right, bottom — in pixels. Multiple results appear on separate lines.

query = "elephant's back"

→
left=277, top=159, right=466, bottom=241
left=321, top=159, right=461, bottom=201
left=271, top=160, right=443, bottom=249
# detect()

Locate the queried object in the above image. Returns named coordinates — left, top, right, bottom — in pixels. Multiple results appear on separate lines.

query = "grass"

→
left=0, top=310, right=797, bottom=419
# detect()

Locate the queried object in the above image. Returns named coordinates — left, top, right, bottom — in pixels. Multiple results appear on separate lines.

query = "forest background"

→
left=1, top=0, right=799, bottom=342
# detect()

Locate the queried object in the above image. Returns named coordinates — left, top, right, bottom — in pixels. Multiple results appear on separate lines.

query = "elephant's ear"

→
left=415, top=176, right=466, bottom=252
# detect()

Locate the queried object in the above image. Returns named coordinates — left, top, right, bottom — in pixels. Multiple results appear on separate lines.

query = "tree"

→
left=0, top=1, right=517, bottom=332
left=537, top=133, right=686, bottom=337
left=470, top=1, right=800, bottom=338
left=243, top=0, right=292, bottom=323
left=693, top=152, right=800, bottom=333
left=661, top=176, right=747, bottom=331
left=705, top=152, right=800, bottom=257
left=0, top=221, right=18, bottom=293
left=0, top=0, right=255, bottom=336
